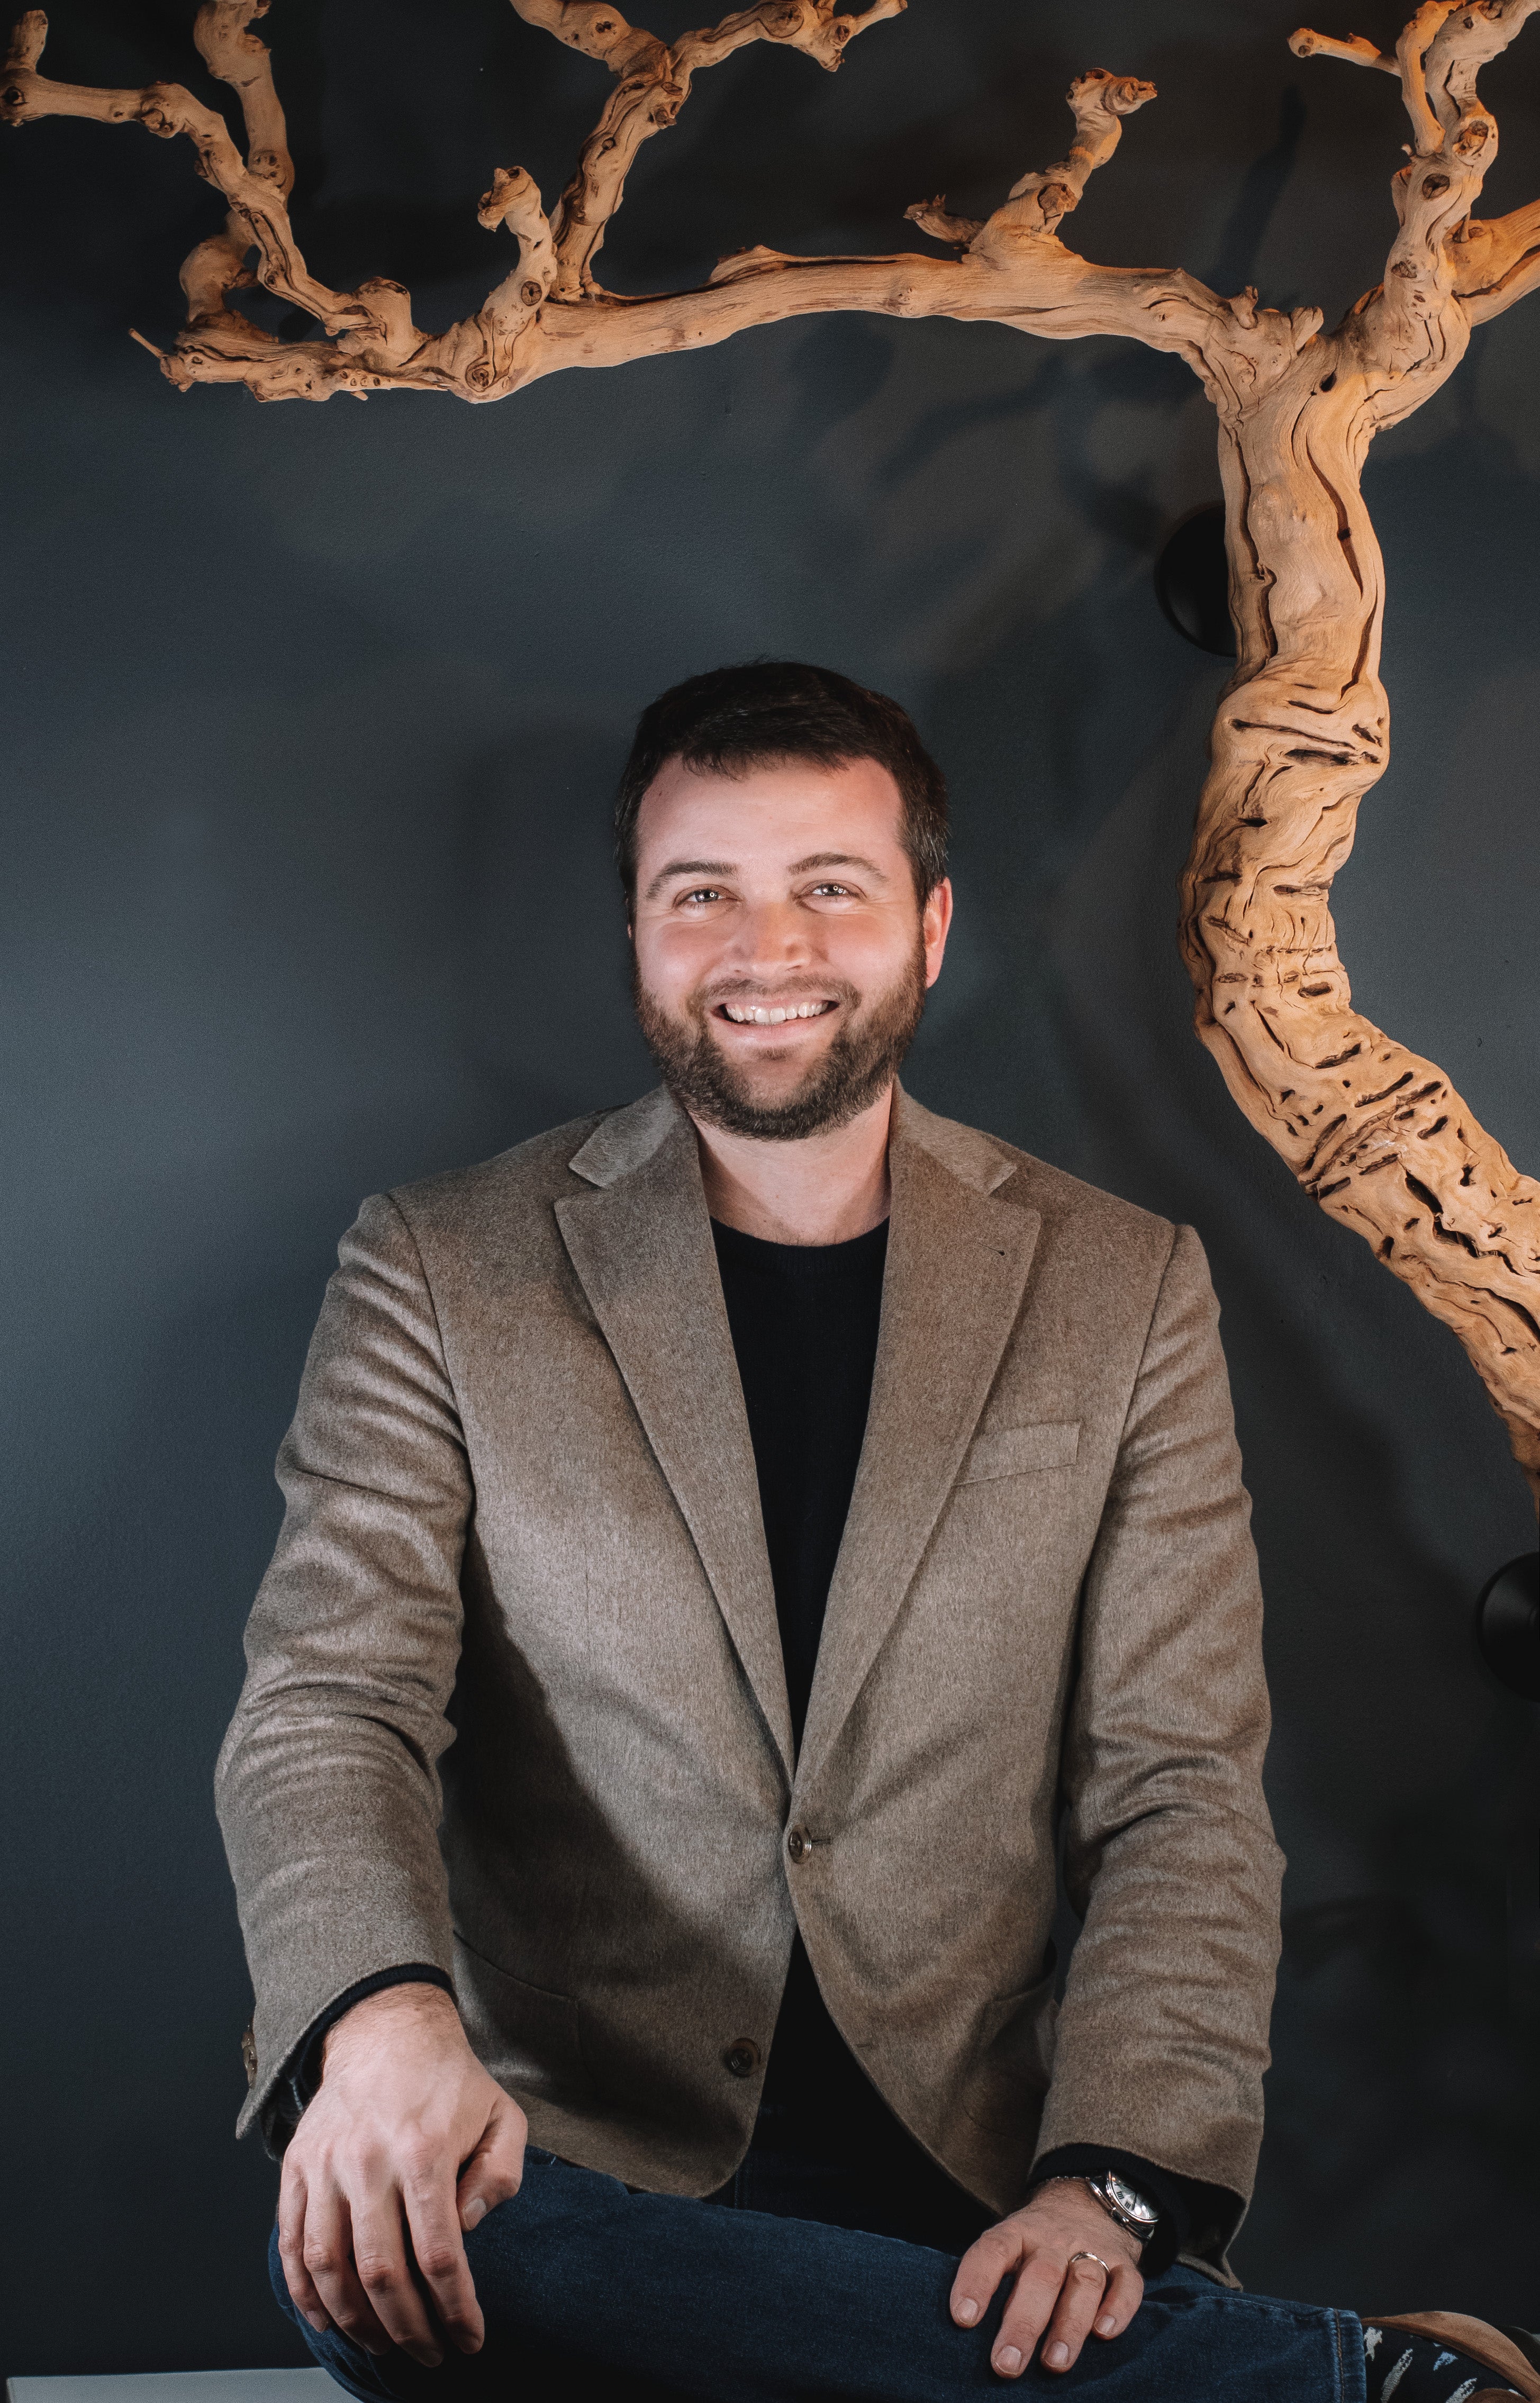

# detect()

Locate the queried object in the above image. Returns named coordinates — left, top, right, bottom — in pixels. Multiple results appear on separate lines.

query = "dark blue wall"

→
left=3, top=0, right=1537, bottom=2374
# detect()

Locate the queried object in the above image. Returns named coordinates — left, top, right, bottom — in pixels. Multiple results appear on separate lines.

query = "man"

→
left=218, top=664, right=1528, bottom=2403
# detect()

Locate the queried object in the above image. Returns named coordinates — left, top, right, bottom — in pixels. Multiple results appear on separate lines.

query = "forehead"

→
left=635, top=754, right=905, bottom=868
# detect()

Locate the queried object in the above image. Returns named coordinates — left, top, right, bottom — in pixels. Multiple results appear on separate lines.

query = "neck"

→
left=690, top=1084, right=895, bottom=1246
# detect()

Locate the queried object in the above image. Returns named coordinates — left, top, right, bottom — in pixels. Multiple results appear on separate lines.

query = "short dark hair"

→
left=614, top=659, right=949, bottom=903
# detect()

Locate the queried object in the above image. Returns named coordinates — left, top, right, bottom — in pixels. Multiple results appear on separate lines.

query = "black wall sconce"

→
left=1478, top=1553, right=1540, bottom=1702
left=1154, top=503, right=1236, bottom=658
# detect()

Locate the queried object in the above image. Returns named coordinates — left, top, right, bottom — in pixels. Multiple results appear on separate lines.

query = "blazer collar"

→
left=565, top=1085, right=681, bottom=1190
left=556, top=1085, right=1040, bottom=1787
left=557, top=1091, right=795, bottom=1781
left=794, top=1089, right=1040, bottom=1790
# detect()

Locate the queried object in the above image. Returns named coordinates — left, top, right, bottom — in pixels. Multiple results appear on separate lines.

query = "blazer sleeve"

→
left=215, top=1191, right=471, bottom=2138
left=1031, top=1222, right=1284, bottom=2272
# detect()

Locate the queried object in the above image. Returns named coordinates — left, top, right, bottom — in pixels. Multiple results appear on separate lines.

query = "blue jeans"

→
left=273, top=2144, right=1366, bottom=2402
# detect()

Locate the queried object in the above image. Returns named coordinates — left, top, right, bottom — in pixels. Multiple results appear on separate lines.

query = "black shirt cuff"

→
left=259, top=1964, right=456, bottom=2156
left=1028, top=2144, right=1206, bottom=2278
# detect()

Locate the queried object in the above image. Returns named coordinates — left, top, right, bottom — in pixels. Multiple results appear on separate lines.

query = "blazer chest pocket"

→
left=959, top=1420, right=1081, bottom=1484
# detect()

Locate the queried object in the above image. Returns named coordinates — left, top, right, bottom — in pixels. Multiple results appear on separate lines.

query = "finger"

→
left=400, top=2169, right=484, bottom=2356
left=456, top=2098, right=527, bottom=2234
left=1092, top=2260, right=1144, bottom=2342
left=276, top=2166, right=330, bottom=2336
left=949, top=2225, right=1023, bottom=2327
left=301, top=2184, right=394, bottom=2357
left=987, top=2256, right=1068, bottom=2379
left=1035, top=2254, right=1120, bottom=2374
left=350, top=2190, right=443, bottom=2366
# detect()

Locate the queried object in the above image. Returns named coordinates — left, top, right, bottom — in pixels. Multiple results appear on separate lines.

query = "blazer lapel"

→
left=556, top=1093, right=794, bottom=1781
left=796, top=1095, right=1041, bottom=1785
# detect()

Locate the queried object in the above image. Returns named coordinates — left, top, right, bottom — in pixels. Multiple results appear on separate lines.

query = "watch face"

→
left=1105, top=2172, right=1160, bottom=2229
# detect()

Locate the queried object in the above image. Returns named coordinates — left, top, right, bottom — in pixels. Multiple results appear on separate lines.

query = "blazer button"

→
left=723, top=2038, right=760, bottom=2079
left=786, top=1826, right=812, bottom=1862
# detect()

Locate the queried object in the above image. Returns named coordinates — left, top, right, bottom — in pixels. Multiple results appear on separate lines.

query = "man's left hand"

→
left=949, top=2180, right=1145, bottom=2379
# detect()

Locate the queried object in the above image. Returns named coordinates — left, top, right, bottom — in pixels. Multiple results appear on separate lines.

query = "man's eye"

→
left=810, top=882, right=853, bottom=897
left=678, top=887, right=723, bottom=905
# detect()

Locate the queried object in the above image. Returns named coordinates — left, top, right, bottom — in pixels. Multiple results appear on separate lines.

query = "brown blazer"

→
left=216, top=1085, right=1282, bottom=2271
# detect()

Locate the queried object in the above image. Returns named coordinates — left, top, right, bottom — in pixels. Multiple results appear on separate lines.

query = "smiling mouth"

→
left=715, top=999, right=838, bottom=1027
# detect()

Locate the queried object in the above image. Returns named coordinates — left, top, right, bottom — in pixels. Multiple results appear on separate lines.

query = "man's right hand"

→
left=277, top=1981, right=527, bottom=2367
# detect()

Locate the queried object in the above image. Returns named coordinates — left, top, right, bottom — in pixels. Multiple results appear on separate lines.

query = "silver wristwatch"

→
left=1083, top=2170, right=1161, bottom=2245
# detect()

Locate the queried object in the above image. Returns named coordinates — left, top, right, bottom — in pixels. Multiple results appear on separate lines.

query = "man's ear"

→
left=922, top=877, right=954, bottom=989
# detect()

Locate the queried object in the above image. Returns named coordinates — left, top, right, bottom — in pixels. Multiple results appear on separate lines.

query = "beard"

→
left=632, top=933, right=929, bottom=1142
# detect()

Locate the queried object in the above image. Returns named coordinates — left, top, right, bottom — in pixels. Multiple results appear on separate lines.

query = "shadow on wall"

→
left=460, top=726, right=656, bottom=1121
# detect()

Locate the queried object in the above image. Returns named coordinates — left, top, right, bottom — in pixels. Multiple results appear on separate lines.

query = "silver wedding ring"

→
left=1067, top=2251, right=1113, bottom=2279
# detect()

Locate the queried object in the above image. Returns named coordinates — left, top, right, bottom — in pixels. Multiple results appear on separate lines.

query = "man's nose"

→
left=727, top=900, right=816, bottom=974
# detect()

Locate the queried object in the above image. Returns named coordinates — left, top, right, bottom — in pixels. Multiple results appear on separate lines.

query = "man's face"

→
left=629, top=754, right=952, bottom=1140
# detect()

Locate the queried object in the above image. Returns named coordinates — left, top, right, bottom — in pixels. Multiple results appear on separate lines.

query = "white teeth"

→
left=721, top=1000, right=834, bottom=1024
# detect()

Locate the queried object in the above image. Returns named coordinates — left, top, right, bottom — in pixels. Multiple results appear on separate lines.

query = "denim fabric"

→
left=273, top=2145, right=1365, bottom=2403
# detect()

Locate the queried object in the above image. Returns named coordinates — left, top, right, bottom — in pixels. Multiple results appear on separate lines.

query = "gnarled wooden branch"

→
left=4, top=2, right=1538, bottom=1502
left=0, top=3, right=909, bottom=392
left=905, top=69, right=1157, bottom=251
left=197, top=0, right=292, bottom=197
left=510, top=0, right=906, bottom=300
left=1180, top=0, right=1540, bottom=1500
left=0, top=16, right=1315, bottom=404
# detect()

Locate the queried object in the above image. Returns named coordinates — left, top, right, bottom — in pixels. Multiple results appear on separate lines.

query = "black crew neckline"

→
left=710, top=1217, right=890, bottom=1275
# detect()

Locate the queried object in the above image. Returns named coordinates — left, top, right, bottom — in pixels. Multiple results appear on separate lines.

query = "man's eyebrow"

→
left=644, top=857, right=736, bottom=900
left=788, top=851, right=889, bottom=881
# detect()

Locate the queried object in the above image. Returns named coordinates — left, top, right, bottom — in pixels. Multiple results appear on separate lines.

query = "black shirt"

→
left=711, top=1215, right=899, bottom=2142
left=711, top=1215, right=888, bottom=1752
